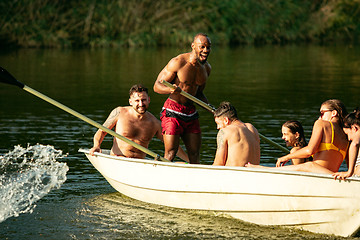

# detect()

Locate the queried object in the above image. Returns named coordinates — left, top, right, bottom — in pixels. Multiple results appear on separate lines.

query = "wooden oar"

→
left=161, top=80, right=216, bottom=112
left=0, top=66, right=170, bottom=162
left=161, top=80, right=290, bottom=154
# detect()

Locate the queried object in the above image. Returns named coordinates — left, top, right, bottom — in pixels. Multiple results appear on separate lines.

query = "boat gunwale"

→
left=78, top=148, right=360, bottom=182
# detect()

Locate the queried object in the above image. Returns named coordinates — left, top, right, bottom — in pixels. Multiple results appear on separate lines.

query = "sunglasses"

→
left=319, top=109, right=332, bottom=117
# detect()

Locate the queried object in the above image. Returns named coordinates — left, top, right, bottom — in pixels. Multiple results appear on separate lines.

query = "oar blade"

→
left=0, top=66, right=25, bottom=88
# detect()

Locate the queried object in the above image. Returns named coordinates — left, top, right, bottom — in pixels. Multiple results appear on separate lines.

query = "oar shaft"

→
left=161, top=80, right=289, bottom=154
left=258, top=133, right=289, bottom=153
left=23, top=85, right=170, bottom=162
left=161, top=80, right=215, bottom=112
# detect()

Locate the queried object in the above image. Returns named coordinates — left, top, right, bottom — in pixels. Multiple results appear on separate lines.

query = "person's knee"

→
left=165, top=149, right=177, bottom=161
left=298, top=162, right=314, bottom=172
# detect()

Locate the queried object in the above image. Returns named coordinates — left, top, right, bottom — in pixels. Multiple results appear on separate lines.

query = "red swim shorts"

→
left=160, top=98, right=201, bottom=135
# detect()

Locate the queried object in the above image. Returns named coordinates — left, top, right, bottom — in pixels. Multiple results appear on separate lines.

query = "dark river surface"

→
left=0, top=45, right=360, bottom=239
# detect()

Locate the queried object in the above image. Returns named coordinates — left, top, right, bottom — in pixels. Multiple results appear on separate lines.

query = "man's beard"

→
left=134, top=106, right=147, bottom=114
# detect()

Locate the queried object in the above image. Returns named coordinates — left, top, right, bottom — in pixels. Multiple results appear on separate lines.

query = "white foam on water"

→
left=0, top=144, right=69, bottom=222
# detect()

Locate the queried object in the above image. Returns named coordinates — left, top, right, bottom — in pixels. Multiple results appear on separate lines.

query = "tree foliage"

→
left=0, top=0, right=359, bottom=48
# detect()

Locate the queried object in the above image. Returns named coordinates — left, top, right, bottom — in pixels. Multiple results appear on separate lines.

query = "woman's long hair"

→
left=282, top=120, right=307, bottom=148
left=322, top=99, right=348, bottom=127
left=283, top=120, right=312, bottom=162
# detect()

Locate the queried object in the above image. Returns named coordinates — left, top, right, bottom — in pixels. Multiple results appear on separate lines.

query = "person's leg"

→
left=247, top=161, right=334, bottom=174
left=287, top=161, right=333, bottom=174
left=163, top=134, right=180, bottom=162
left=161, top=113, right=183, bottom=162
left=355, top=166, right=360, bottom=176
left=181, top=133, right=201, bottom=164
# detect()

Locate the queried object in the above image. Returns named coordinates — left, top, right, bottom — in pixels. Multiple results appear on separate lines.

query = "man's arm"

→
left=213, top=129, right=228, bottom=166
left=153, top=57, right=182, bottom=95
left=89, top=107, right=120, bottom=156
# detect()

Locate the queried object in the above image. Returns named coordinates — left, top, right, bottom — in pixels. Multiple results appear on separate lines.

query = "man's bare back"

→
left=219, top=121, right=260, bottom=166
left=213, top=102, right=260, bottom=167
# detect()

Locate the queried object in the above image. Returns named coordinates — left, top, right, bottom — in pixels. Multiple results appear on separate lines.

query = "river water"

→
left=0, top=45, right=360, bottom=239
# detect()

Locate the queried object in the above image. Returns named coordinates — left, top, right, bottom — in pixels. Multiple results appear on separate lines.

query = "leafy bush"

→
left=0, top=0, right=358, bottom=48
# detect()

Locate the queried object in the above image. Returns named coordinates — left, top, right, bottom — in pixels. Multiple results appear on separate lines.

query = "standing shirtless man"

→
left=153, top=33, right=211, bottom=163
left=213, top=102, right=260, bottom=166
left=89, top=84, right=188, bottom=161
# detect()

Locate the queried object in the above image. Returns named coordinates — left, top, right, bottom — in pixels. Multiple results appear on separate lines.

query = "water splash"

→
left=0, top=144, right=69, bottom=222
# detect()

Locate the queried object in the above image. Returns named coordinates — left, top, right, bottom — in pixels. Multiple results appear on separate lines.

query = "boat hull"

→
left=79, top=149, right=360, bottom=237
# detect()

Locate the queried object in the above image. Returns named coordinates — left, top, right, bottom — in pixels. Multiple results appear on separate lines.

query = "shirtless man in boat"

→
left=153, top=33, right=211, bottom=164
left=213, top=102, right=260, bottom=166
left=89, top=84, right=188, bottom=161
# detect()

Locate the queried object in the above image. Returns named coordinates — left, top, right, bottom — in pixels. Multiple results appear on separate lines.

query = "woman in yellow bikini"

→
left=247, top=99, right=349, bottom=175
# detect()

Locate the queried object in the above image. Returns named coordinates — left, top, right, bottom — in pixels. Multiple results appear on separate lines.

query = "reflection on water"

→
left=1, top=46, right=360, bottom=239
left=77, top=192, right=339, bottom=240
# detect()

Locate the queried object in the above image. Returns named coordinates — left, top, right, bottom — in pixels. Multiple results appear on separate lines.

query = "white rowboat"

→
left=79, top=148, right=360, bottom=237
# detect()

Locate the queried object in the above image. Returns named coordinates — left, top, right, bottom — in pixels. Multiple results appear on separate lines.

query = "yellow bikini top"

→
left=316, top=121, right=348, bottom=159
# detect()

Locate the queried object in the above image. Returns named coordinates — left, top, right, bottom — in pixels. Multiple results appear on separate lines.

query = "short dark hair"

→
left=214, top=101, right=238, bottom=120
left=344, top=108, right=360, bottom=128
left=129, top=84, right=148, bottom=97
left=194, top=33, right=209, bottom=41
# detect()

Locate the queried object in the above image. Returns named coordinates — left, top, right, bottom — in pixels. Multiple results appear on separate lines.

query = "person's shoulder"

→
left=117, top=106, right=130, bottom=111
left=170, top=53, right=188, bottom=62
left=222, top=125, right=236, bottom=136
left=314, top=119, right=328, bottom=128
left=244, top=122, right=258, bottom=132
left=168, top=53, right=189, bottom=66
left=290, top=146, right=301, bottom=154
left=110, top=106, right=121, bottom=114
left=145, top=111, right=160, bottom=123
left=216, top=129, right=228, bottom=143
left=115, top=106, right=132, bottom=116
left=244, top=122, right=255, bottom=128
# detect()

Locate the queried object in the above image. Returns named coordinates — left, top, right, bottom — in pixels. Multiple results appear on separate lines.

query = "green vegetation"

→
left=0, top=0, right=359, bottom=48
